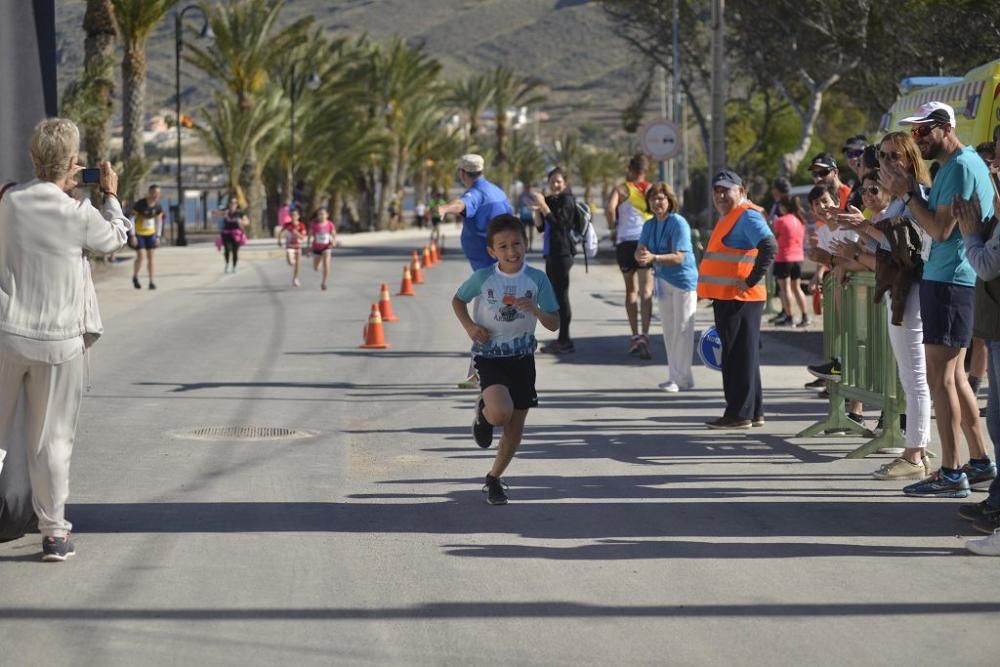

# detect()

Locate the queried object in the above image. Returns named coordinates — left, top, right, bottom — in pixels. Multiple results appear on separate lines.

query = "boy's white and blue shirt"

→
left=456, top=263, right=559, bottom=358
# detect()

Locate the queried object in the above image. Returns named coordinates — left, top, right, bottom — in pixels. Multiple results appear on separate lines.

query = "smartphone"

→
left=81, top=168, right=101, bottom=184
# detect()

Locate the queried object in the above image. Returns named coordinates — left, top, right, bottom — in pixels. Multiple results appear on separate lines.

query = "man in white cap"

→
left=882, top=101, right=997, bottom=498
left=436, top=154, right=513, bottom=271
left=437, top=154, right=514, bottom=388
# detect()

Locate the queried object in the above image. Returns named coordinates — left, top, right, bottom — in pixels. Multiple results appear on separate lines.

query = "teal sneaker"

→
left=903, top=470, right=970, bottom=498
left=961, top=460, right=997, bottom=491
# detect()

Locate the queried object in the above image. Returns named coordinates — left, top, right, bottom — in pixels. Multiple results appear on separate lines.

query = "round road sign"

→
left=639, top=119, right=681, bottom=160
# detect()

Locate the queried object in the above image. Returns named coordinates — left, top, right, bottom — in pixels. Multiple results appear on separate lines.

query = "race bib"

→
left=315, top=233, right=332, bottom=245
left=137, top=216, right=156, bottom=234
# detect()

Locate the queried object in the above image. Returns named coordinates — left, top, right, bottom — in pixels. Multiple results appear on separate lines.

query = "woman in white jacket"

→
left=0, top=118, right=130, bottom=561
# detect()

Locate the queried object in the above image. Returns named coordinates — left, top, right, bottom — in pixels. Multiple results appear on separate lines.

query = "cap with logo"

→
left=712, top=169, right=743, bottom=189
left=458, top=153, right=485, bottom=173
left=842, top=135, right=868, bottom=153
left=809, top=153, right=838, bottom=171
left=899, top=101, right=956, bottom=127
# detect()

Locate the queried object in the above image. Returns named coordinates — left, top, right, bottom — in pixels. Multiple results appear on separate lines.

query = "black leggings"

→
left=223, top=235, right=240, bottom=267
left=545, top=254, right=573, bottom=342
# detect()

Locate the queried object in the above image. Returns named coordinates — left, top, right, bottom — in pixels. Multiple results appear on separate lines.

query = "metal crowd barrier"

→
left=796, top=272, right=907, bottom=457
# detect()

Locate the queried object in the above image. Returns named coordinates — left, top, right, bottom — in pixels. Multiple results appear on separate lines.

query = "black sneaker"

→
left=482, top=474, right=508, bottom=505
left=705, top=416, right=752, bottom=430
left=973, top=511, right=1000, bottom=534
left=773, top=313, right=793, bottom=326
left=638, top=335, right=651, bottom=360
left=808, top=358, right=842, bottom=382
left=805, top=377, right=826, bottom=389
left=132, top=276, right=141, bottom=289
left=41, top=536, right=76, bottom=562
left=148, top=282, right=157, bottom=290
left=751, top=415, right=765, bottom=427
left=472, top=397, right=493, bottom=448
left=768, top=311, right=788, bottom=324
left=959, top=500, right=1000, bottom=522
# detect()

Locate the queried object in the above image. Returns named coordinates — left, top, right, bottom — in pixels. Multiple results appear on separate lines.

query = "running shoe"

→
left=805, top=377, right=826, bottom=389
left=768, top=311, right=788, bottom=324
left=903, top=470, right=971, bottom=498
left=41, top=536, right=76, bottom=562
left=658, top=380, right=680, bottom=393
left=472, top=397, right=493, bottom=448
left=148, top=282, right=156, bottom=290
left=292, top=278, right=300, bottom=287
left=482, top=474, right=508, bottom=505
left=132, top=276, right=141, bottom=289
left=808, top=358, right=842, bottom=382
left=457, top=373, right=479, bottom=390
left=752, top=415, right=765, bottom=428
left=966, top=529, right=1000, bottom=556
left=638, top=335, right=651, bottom=360
left=795, top=316, right=812, bottom=328
left=961, top=460, right=997, bottom=491
left=958, top=499, right=1000, bottom=522
left=772, top=313, right=793, bottom=326
left=628, top=335, right=642, bottom=355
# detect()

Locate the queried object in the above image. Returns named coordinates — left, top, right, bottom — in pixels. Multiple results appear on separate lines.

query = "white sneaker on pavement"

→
left=967, top=529, right=1000, bottom=556
left=658, top=381, right=680, bottom=393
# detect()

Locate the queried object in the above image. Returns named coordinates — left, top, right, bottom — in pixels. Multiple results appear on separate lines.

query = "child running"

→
left=452, top=214, right=560, bottom=505
left=309, top=207, right=336, bottom=291
left=279, top=207, right=307, bottom=287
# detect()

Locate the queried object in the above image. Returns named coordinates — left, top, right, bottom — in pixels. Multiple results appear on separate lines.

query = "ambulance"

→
left=881, top=58, right=1000, bottom=146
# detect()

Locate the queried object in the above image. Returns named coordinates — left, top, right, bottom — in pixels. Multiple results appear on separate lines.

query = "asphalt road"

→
left=1, top=228, right=998, bottom=666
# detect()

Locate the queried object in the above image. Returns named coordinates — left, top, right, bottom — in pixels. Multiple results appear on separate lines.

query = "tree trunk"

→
left=121, top=42, right=147, bottom=170
left=776, top=74, right=839, bottom=176
left=83, top=0, right=115, bottom=173
left=495, top=116, right=508, bottom=166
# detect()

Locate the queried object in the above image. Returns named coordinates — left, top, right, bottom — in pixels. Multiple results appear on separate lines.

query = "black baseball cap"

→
left=712, top=169, right=743, bottom=188
left=809, top=153, right=837, bottom=171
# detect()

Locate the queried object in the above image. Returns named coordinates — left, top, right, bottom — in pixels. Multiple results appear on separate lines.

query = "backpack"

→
left=571, top=199, right=599, bottom=271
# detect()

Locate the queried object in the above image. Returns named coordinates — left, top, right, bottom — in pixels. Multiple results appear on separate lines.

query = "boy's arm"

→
left=452, top=295, right=490, bottom=344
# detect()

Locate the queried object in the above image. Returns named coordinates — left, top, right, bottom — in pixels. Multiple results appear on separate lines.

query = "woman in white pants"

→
left=836, top=134, right=933, bottom=480
left=0, top=118, right=130, bottom=561
left=635, top=183, right=699, bottom=392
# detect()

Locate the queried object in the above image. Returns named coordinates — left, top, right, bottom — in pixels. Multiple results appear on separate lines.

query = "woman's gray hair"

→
left=30, top=117, right=80, bottom=181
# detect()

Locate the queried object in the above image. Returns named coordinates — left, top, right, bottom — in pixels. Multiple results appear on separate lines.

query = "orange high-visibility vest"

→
left=697, top=202, right=768, bottom=302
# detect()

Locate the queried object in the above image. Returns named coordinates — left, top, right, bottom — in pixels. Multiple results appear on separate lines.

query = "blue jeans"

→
left=986, top=340, right=1000, bottom=507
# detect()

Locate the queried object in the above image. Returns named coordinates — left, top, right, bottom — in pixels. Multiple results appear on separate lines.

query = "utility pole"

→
left=658, top=65, right=668, bottom=183
left=672, top=0, right=683, bottom=197
left=709, top=0, right=726, bottom=225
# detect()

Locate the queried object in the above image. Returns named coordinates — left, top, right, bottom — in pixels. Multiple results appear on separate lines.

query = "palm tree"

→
left=111, top=0, right=176, bottom=198
left=82, top=0, right=117, bottom=167
left=577, top=149, right=620, bottom=207
left=547, top=131, right=580, bottom=174
left=185, top=0, right=312, bottom=231
left=445, top=73, right=493, bottom=146
left=490, top=65, right=545, bottom=167
left=508, top=131, right=546, bottom=191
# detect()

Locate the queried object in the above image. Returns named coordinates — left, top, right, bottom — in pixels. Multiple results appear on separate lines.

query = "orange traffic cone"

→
left=398, top=265, right=415, bottom=296
left=410, top=251, right=424, bottom=284
left=378, top=283, right=399, bottom=321
left=361, top=303, right=389, bottom=349
left=422, top=246, right=434, bottom=268
left=431, top=240, right=441, bottom=263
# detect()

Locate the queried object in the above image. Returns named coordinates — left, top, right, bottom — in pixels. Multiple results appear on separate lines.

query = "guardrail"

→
left=796, top=271, right=907, bottom=457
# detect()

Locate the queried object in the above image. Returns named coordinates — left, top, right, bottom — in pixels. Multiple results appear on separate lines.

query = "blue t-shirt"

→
left=460, top=177, right=513, bottom=270
left=925, top=146, right=996, bottom=286
left=721, top=207, right=773, bottom=250
left=455, top=263, right=558, bottom=358
left=639, top=213, right=698, bottom=291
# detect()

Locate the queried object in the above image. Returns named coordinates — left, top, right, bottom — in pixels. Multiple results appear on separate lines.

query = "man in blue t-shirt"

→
left=436, top=154, right=514, bottom=270
left=882, top=101, right=996, bottom=499
left=437, top=154, right=515, bottom=387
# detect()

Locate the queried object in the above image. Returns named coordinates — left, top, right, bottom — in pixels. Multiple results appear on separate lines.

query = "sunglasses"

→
left=910, top=123, right=940, bottom=139
left=844, top=149, right=864, bottom=159
left=862, top=185, right=881, bottom=195
left=811, top=168, right=832, bottom=178
left=878, top=150, right=903, bottom=161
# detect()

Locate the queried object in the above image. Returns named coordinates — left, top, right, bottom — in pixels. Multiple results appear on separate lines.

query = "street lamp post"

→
left=174, top=4, right=210, bottom=246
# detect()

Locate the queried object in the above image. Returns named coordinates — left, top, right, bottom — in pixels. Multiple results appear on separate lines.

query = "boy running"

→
left=452, top=214, right=560, bottom=505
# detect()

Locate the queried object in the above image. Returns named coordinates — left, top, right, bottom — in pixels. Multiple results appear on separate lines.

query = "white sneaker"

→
left=658, top=381, right=680, bottom=393
left=967, top=529, right=1000, bottom=556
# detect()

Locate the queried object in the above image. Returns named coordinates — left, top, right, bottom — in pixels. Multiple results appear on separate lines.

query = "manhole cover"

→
left=171, top=426, right=314, bottom=441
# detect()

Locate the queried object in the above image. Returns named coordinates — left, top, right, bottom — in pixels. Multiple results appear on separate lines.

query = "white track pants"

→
left=0, top=349, right=84, bottom=538
left=656, top=278, right=697, bottom=389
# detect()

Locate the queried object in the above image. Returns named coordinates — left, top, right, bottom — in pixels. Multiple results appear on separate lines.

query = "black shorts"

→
left=616, top=240, right=652, bottom=273
left=474, top=354, right=538, bottom=410
left=920, top=280, right=974, bottom=348
left=772, top=261, right=801, bottom=280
